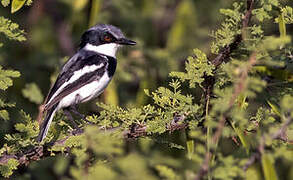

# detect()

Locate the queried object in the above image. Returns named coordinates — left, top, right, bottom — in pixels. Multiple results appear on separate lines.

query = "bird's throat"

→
left=83, top=43, right=119, bottom=58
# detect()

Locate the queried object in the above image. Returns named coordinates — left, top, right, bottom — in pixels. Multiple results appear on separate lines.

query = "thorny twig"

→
left=195, top=52, right=257, bottom=180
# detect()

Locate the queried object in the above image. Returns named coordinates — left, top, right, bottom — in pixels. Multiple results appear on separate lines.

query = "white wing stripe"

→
left=57, top=72, right=111, bottom=109
left=46, top=63, right=104, bottom=105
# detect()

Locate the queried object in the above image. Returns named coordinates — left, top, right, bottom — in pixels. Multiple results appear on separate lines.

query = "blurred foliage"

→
left=0, top=0, right=293, bottom=180
left=21, top=82, right=43, bottom=104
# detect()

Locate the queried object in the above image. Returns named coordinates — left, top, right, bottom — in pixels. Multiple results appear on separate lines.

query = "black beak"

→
left=117, top=38, right=136, bottom=45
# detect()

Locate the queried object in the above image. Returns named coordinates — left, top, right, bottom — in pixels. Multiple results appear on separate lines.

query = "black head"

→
left=79, top=24, right=136, bottom=49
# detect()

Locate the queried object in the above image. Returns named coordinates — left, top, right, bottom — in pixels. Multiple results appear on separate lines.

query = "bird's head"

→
left=79, top=24, right=136, bottom=57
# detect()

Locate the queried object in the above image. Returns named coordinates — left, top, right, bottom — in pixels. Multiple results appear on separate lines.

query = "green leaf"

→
left=155, top=165, right=179, bottom=180
left=0, top=159, right=19, bottom=178
left=237, top=94, right=248, bottom=109
left=277, top=12, right=286, bottom=37
left=261, top=153, right=278, bottom=180
left=0, top=66, right=20, bottom=90
left=0, top=99, right=15, bottom=109
left=261, top=36, right=291, bottom=51
left=54, top=157, right=69, bottom=175
left=281, top=95, right=293, bottom=114
left=170, top=49, right=214, bottom=88
left=232, top=124, right=250, bottom=154
left=166, top=0, right=197, bottom=53
left=211, top=2, right=242, bottom=53
left=186, top=140, right=194, bottom=160
left=104, top=81, right=119, bottom=106
left=1, top=0, right=10, bottom=7
left=21, top=83, right=44, bottom=104
left=246, top=164, right=263, bottom=180
left=281, top=6, right=293, bottom=24
left=11, top=0, right=26, bottom=13
left=88, top=164, right=117, bottom=180
left=0, top=16, right=26, bottom=42
left=88, top=0, right=102, bottom=27
left=72, top=0, right=88, bottom=11
left=0, top=110, right=9, bottom=121
left=25, top=0, right=32, bottom=5
left=267, top=101, right=281, bottom=117
left=253, top=8, right=272, bottom=22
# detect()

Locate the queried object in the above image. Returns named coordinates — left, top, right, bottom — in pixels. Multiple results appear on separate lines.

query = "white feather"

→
left=40, top=108, right=57, bottom=141
left=57, top=72, right=112, bottom=109
left=83, top=43, right=119, bottom=58
left=47, top=63, right=104, bottom=105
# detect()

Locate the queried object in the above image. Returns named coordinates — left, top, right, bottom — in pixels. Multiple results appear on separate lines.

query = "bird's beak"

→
left=117, top=38, right=136, bottom=45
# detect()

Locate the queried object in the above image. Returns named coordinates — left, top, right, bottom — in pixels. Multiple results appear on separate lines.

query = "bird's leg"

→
left=69, top=105, right=85, bottom=119
left=69, top=105, right=93, bottom=124
left=63, top=108, right=80, bottom=130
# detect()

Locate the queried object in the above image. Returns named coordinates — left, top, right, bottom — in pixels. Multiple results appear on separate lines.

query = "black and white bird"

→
left=37, top=24, right=136, bottom=142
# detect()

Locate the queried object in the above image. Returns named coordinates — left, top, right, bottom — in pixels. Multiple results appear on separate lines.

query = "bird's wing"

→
left=44, top=51, right=108, bottom=110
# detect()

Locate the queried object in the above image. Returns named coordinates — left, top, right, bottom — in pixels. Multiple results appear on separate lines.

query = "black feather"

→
left=106, top=56, right=117, bottom=77
left=46, top=50, right=109, bottom=104
left=37, top=104, right=58, bottom=142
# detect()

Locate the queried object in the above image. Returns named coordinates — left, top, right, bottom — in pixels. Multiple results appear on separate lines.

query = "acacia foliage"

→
left=0, top=0, right=293, bottom=179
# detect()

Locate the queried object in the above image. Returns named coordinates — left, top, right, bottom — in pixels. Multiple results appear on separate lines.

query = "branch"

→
left=195, top=53, right=257, bottom=180
left=0, top=114, right=187, bottom=167
left=243, top=116, right=293, bottom=171
left=125, top=114, right=187, bottom=138
left=271, top=116, right=292, bottom=141
left=195, top=1, right=255, bottom=179
left=201, top=0, right=255, bottom=126
left=211, top=35, right=242, bottom=68
left=210, top=0, right=254, bottom=68
left=242, top=153, right=260, bottom=171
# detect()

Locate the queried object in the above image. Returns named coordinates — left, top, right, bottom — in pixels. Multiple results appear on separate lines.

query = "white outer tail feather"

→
left=37, top=107, right=57, bottom=142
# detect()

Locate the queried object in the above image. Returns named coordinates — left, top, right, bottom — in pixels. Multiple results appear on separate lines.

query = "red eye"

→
left=104, top=35, right=112, bottom=42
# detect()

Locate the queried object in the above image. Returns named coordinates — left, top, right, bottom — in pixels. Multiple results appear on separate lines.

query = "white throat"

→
left=83, top=43, right=119, bottom=58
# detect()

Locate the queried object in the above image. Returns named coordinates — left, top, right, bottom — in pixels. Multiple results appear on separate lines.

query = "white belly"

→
left=57, top=73, right=112, bottom=109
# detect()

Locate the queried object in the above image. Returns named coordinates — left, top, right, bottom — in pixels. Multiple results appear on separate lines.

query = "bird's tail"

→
left=37, top=105, right=58, bottom=142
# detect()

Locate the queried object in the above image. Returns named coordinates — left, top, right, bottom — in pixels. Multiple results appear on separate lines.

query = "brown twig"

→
left=211, top=35, right=243, bottom=68
left=201, top=0, right=255, bottom=125
left=196, top=0, right=256, bottom=178
left=195, top=1, right=256, bottom=179
left=271, top=116, right=292, bottom=141
left=196, top=116, right=226, bottom=179
left=242, top=153, right=260, bottom=171
left=243, top=116, right=293, bottom=171
left=0, top=114, right=187, bottom=167
left=195, top=53, right=257, bottom=180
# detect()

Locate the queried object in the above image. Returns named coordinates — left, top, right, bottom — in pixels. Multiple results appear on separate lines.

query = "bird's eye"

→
left=103, top=35, right=112, bottom=42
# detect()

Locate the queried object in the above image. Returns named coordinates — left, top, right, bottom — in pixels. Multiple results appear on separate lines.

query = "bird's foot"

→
left=63, top=108, right=80, bottom=129
left=69, top=105, right=94, bottom=125
left=69, top=105, right=85, bottom=119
